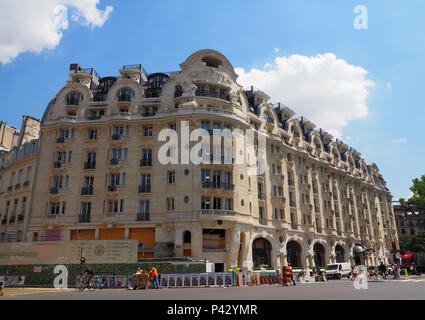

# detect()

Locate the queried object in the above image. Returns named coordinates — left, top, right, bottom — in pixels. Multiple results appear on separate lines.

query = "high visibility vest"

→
left=229, top=269, right=234, bottom=273
left=151, top=267, right=158, bottom=277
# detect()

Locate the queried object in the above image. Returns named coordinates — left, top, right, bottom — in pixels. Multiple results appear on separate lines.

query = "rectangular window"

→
left=213, top=197, right=221, bottom=210
left=25, top=167, right=32, bottom=182
left=201, top=197, right=211, bottom=209
left=21, top=197, right=27, bottom=215
left=88, top=129, right=97, bottom=140
left=61, top=201, right=66, bottom=214
left=166, top=198, right=175, bottom=211
left=49, top=202, right=60, bottom=215
left=143, top=126, right=153, bottom=137
left=224, top=198, right=233, bottom=210
left=68, top=151, right=72, bottom=163
left=139, top=200, right=150, bottom=214
left=168, top=171, right=175, bottom=184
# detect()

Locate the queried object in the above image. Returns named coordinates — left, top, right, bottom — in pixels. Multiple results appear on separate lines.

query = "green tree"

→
left=400, top=174, right=425, bottom=210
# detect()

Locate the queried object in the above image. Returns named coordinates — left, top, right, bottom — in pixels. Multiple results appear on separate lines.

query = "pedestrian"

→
left=149, top=265, right=161, bottom=289
left=393, top=264, right=400, bottom=279
left=288, top=263, right=296, bottom=286
left=352, top=265, right=359, bottom=281
left=379, top=262, right=387, bottom=280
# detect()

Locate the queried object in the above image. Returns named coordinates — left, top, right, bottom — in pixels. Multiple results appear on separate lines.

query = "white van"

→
left=325, top=263, right=351, bottom=279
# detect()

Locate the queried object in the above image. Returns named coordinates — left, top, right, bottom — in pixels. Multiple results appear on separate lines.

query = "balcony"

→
left=23, top=181, right=30, bottom=187
left=289, top=201, right=296, bottom=208
left=84, top=161, right=96, bottom=170
left=107, top=185, right=118, bottom=192
left=200, top=210, right=236, bottom=218
left=201, top=181, right=234, bottom=190
left=259, top=219, right=268, bottom=226
left=9, top=216, right=15, bottom=223
left=110, top=158, right=120, bottom=166
left=53, top=161, right=63, bottom=168
left=138, top=184, right=151, bottom=193
left=17, top=214, right=24, bottom=222
left=139, top=159, right=152, bottom=167
left=50, top=187, right=59, bottom=194
left=111, top=134, right=122, bottom=141
left=57, top=137, right=65, bottom=143
left=87, top=115, right=101, bottom=121
left=7, top=186, right=13, bottom=192
left=258, top=193, right=265, bottom=201
left=81, top=186, right=93, bottom=195
left=137, top=212, right=150, bottom=221
left=1, top=217, right=7, bottom=224
left=195, top=89, right=230, bottom=102
left=78, top=214, right=91, bottom=223
left=14, top=183, right=21, bottom=189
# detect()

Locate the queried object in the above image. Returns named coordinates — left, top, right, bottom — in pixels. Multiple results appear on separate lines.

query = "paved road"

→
left=3, top=277, right=425, bottom=300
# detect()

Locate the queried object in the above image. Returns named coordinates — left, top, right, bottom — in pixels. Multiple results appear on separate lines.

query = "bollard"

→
left=405, top=268, right=408, bottom=279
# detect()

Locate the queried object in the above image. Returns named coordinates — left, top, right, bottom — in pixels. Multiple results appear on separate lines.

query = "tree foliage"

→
left=399, top=234, right=425, bottom=253
left=399, top=174, right=425, bottom=210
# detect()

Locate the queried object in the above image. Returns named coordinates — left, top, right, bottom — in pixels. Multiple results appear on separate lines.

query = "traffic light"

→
left=392, top=241, right=397, bottom=252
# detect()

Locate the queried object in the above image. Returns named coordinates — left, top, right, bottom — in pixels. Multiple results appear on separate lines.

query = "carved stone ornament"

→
left=181, top=82, right=197, bottom=97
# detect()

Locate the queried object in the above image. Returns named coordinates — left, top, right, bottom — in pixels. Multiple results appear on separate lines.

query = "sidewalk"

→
left=1, top=288, right=73, bottom=297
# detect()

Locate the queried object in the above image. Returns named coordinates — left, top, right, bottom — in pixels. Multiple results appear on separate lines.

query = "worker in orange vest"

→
left=149, top=266, right=161, bottom=289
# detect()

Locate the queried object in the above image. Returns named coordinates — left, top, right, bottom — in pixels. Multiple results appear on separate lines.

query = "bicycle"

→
left=76, top=274, right=96, bottom=291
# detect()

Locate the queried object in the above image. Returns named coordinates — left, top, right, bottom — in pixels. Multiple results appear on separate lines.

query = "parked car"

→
left=325, top=263, right=351, bottom=279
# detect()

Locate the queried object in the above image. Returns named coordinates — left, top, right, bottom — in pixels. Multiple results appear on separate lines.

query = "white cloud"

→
left=391, top=138, right=407, bottom=144
left=235, top=53, right=375, bottom=137
left=274, top=48, right=280, bottom=53
left=387, top=82, right=392, bottom=90
left=0, top=0, right=113, bottom=64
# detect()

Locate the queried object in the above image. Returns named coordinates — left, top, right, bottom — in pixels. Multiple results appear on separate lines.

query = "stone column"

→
left=124, top=228, right=129, bottom=240
left=242, top=230, right=253, bottom=270
left=95, top=228, right=99, bottom=240
left=174, top=226, right=184, bottom=258
left=191, top=223, right=203, bottom=261
left=226, top=225, right=241, bottom=269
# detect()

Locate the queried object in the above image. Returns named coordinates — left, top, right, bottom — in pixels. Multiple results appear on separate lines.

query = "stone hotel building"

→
left=2, top=49, right=398, bottom=271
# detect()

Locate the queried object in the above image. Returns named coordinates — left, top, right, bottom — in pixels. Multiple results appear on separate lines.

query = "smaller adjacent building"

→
left=0, top=116, right=40, bottom=242
left=393, top=201, right=424, bottom=237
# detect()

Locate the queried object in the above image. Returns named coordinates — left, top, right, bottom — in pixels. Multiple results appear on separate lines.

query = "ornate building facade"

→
left=23, top=49, right=397, bottom=271
left=0, top=116, right=40, bottom=242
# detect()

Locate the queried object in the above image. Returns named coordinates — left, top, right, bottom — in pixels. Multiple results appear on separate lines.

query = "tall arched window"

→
left=118, top=88, right=134, bottom=102
left=66, top=92, right=83, bottom=105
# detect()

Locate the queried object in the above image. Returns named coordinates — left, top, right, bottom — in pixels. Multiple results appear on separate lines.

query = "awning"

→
left=401, top=253, right=414, bottom=260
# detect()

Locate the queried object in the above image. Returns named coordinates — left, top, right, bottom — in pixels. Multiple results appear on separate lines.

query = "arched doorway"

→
left=286, top=241, right=302, bottom=268
left=183, top=231, right=191, bottom=257
left=252, top=238, right=272, bottom=268
left=335, top=245, right=345, bottom=263
left=313, top=243, right=326, bottom=267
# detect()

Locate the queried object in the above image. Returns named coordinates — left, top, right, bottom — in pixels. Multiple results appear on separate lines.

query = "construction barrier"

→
left=0, top=275, right=25, bottom=287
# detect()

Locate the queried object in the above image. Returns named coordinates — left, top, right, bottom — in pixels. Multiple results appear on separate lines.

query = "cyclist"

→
left=84, top=265, right=95, bottom=285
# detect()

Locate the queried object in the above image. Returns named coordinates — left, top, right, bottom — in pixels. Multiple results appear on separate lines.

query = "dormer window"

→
left=66, top=93, right=83, bottom=105
left=174, top=85, right=183, bottom=98
left=118, top=89, right=134, bottom=102
left=291, top=127, right=300, bottom=138
left=202, top=56, right=222, bottom=68
left=264, top=112, right=273, bottom=124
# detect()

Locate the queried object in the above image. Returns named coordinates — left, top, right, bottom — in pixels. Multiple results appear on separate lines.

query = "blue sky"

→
left=0, top=0, right=424, bottom=200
